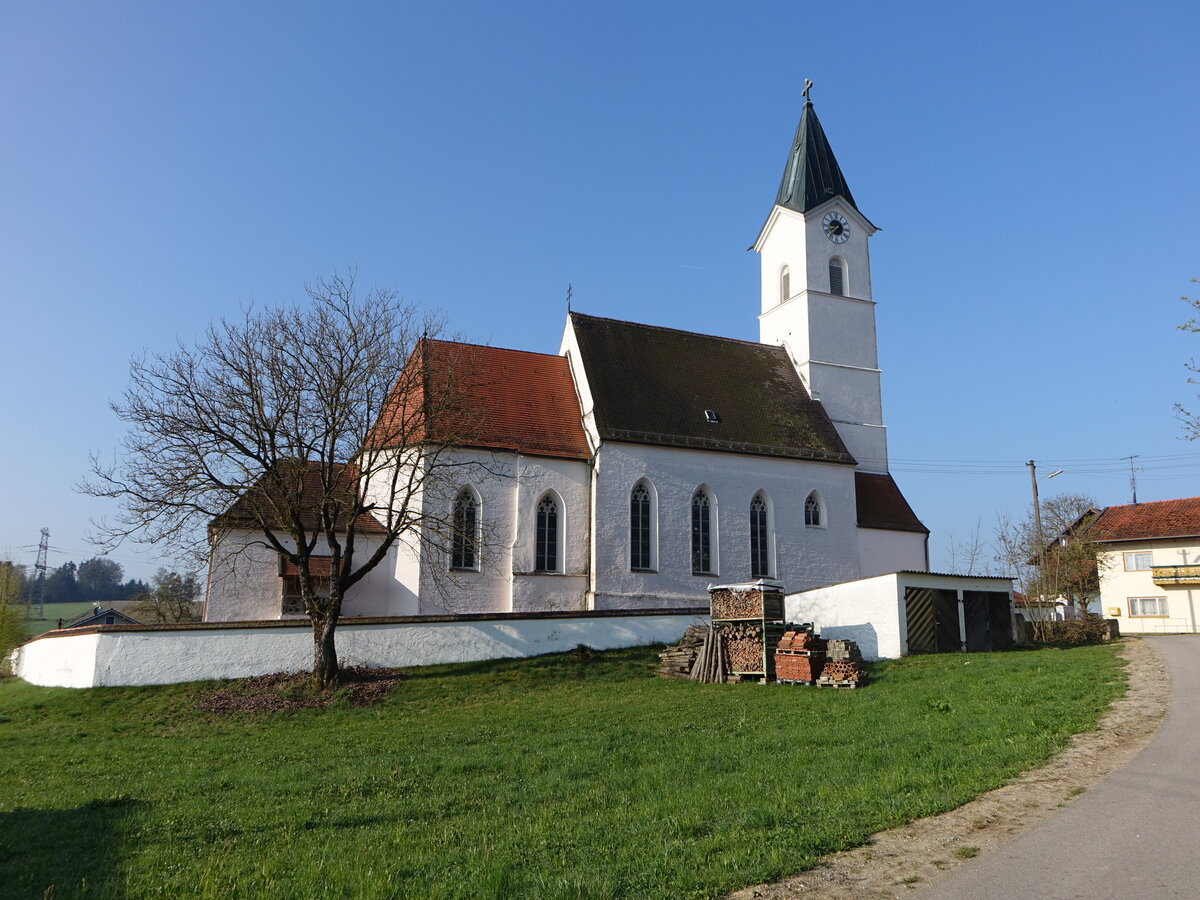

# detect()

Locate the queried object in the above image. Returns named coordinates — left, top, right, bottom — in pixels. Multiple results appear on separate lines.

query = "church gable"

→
left=568, top=312, right=854, bottom=464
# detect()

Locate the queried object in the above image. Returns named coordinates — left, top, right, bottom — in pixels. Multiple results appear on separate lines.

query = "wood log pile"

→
left=690, top=627, right=727, bottom=684
left=657, top=625, right=708, bottom=679
left=723, top=622, right=765, bottom=673
left=710, top=588, right=763, bottom=620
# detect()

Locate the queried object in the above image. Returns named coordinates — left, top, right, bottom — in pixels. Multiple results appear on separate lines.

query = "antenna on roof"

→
left=1124, top=455, right=1140, bottom=504
left=801, top=78, right=814, bottom=103
left=566, top=283, right=573, bottom=313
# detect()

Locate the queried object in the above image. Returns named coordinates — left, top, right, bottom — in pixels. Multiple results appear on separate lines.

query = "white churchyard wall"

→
left=15, top=609, right=705, bottom=689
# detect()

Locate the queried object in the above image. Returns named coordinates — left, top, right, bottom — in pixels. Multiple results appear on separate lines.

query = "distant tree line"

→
left=15, top=557, right=150, bottom=606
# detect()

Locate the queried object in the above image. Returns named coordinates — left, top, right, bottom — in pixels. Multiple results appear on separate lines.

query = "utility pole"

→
left=1028, top=461, right=1046, bottom=599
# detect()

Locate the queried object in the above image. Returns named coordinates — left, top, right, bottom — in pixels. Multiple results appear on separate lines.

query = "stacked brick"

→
left=773, top=625, right=826, bottom=684
left=816, top=639, right=867, bottom=688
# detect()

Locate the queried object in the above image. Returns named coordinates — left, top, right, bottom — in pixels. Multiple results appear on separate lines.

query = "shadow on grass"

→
left=0, top=797, right=144, bottom=897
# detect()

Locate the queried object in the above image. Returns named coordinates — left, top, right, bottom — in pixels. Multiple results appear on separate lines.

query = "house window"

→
left=1129, top=597, right=1168, bottom=617
left=630, top=483, right=653, bottom=571
left=829, top=258, right=844, bottom=296
left=536, top=494, right=560, bottom=573
left=804, top=491, right=823, bottom=528
left=750, top=493, right=772, bottom=579
left=451, top=488, right=479, bottom=570
left=780, top=265, right=790, bottom=302
left=691, top=488, right=715, bottom=575
left=1123, top=551, right=1152, bottom=571
left=282, top=575, right=331, bottom=616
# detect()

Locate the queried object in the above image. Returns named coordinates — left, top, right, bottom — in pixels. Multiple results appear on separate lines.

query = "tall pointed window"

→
left=829, top=258, right=844, bottom=296
left=451, top=488, right=479, bottom=569
left=750, top=493, right=771, bottom=579
left=780, top=265, right=791, bottom=303
left=535, top=494, right=560, bottom=573
left=804, top=491, right=823, bottom=528
left=630, top=483, right=652, bottom=571
left=691, top=488, right=715, bottom=575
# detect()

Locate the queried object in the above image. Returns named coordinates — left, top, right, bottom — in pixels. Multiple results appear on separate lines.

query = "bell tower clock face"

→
left=822, top=211, right=850, bottom=243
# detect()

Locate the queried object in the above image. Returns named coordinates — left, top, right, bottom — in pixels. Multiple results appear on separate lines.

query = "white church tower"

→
left=753, top=90, right=888, bottom=474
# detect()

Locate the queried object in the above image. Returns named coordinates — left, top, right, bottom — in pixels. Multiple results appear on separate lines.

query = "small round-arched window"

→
left=828, top=258, right=845, bottom=296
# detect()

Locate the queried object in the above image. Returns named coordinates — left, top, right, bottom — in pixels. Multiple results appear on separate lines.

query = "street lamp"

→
left=1028, top=461, right=1063, bottom=598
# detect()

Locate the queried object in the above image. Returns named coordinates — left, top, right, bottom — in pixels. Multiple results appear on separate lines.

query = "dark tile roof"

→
left=214, top=460, right=387, bottom=534
left=774, top=100, right=859, bottom=216
left=855, top=472, right=928, bottom=533
left=372, top=340, right=591, bottom=460
left=1089, top=496, right=1200, bottom=542
left=569, top=312, right=855, bottom=463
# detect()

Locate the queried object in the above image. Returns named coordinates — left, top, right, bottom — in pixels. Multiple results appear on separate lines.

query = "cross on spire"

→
left=801, top=78, right=813, bottom=103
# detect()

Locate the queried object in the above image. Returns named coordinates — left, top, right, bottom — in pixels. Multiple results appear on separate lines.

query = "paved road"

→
left=919, top=636, right=1200, bottom=899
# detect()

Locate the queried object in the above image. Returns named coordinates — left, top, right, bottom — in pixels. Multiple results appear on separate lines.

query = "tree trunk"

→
left=312, top=615, right=340, bottom=690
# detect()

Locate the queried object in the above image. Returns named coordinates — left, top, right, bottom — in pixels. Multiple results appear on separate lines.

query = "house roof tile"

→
left=855, top=472, right=928, bottom=533
left=568, top=312, right=855, bottom=463
left=1089, top=496, right=1200, bottom=542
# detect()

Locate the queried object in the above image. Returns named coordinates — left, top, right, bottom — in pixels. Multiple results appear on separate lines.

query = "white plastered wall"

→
left=205, top=529, right=396, bottom=622
left=858, top=528, right=927, bottom=579
left=590, top=442, right=860, bottom=609
left=415, top=448, right=591, bottom=615
left=1097, top=540, right=1200, bottom=634
left=14, top=612, right=705, bottom=688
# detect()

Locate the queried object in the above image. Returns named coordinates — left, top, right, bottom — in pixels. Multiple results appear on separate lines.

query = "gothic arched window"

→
left=451, top=488, right=480, bottom=569
left=630, top=482, right=653, bottom=571
left=804, top=491, right=823, bottom=528
left=535, top=494, right=561, bottom=573
left=691, top=488, right=715, bottom=575
left=750, top=493, right=771, bottom=579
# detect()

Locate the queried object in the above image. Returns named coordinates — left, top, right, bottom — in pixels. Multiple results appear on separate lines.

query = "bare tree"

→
left=131, top=569, right=203, bottom=624
left=1176, top=276, right=1200, bottom=438
left=946, top=518, right=989, bottom=575
left=84, top=272, right=489, bottom=688
left=994, top=492, right=1109, bottom=621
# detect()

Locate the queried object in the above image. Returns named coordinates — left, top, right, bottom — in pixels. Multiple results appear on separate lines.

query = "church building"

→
left=204, top=97, right=928, bottom=622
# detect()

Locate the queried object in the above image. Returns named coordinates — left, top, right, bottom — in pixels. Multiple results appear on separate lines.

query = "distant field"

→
left=20, top=601, right=99, bottom=637
left=0, top=643, right=1126, bottom=899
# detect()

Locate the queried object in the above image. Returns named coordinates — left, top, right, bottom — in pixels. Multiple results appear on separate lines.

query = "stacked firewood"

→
left=690, top=627, right=727, bottom=684
left=657, top=625, right=708, bottom=679
left=816, top=639, right=867, bottom=688
left=722, top=621, right=765, bottom=673
left=774, top=625, right=827, bottom=684
left=710, top=588, right=763, bottom=620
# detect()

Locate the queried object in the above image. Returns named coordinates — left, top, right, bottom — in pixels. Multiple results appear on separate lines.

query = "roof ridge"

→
left=1101, top=495, right=1200, bottom=512
left=569, top=310, right=784, bottom=353
left=422, top=338, right=567, bottom=362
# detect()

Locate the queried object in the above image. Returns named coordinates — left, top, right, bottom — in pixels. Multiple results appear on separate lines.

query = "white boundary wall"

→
left=14, top=610, right=705, bottom=688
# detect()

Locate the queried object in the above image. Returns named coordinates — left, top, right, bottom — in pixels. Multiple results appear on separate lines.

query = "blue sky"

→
left=2, top=0, right=1197, bottom=580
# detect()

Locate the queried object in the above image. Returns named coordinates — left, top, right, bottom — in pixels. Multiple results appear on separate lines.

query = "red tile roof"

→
left=371, top=339, right=591, bottom=460
left=214, top=460, right=386, bottom=534
left=855, top=472, right=928, bottom=533
left=1089, top=496, right=1200, bottom=542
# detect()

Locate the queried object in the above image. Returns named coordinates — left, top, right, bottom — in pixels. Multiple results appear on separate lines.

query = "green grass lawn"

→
left=0, top=643, right=1125, bottom=899
left=19, top=602, right=98, bottom=638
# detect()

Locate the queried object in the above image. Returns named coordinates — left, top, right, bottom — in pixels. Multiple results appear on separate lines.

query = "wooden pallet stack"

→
left=657, top=625, right=708, bottom=679
left=709, top=582, right=785, bottom=682
left=816, top=639, right=867, bottom=688
left=773, top=625, right=827, bottom=684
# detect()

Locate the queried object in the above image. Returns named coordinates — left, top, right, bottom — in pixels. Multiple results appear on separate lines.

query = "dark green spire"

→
left=774, top=100, right=858, bottom=214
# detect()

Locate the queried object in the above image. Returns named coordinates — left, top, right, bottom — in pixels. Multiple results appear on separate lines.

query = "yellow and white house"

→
left=1090, top=497, right=1200, bottom=634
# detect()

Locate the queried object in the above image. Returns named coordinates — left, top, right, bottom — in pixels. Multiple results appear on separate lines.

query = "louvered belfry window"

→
left=750, top=494, right=770, bottom=579
left=630, top=484, right=651, bottom=570
left=829, top=259, right=844, bottom=296
left=780, top=265, right=790, bottom=302
left=536, top=495, right=559, bottom=573
left=691, top=489, right=713, bottom=575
